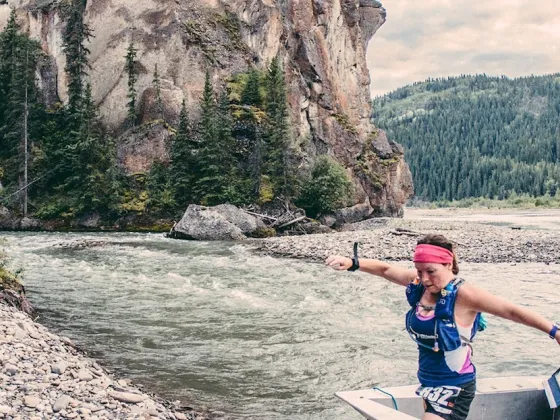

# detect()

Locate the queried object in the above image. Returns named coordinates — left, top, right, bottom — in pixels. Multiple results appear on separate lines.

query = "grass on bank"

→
left=0, top=239, right=23, bottom=291
left=409, top=192, right=560, bottom=209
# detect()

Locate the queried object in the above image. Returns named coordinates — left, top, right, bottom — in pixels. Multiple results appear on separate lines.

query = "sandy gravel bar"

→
left=249, top=218, right=560, bottom=264
left=0, top=304, right=208, bottom=420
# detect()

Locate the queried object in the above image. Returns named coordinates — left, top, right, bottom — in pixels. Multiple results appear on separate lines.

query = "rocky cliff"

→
left=0, top=0, right=413, bottom=217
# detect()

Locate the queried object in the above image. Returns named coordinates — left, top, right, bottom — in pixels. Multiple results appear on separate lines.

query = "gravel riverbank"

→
left=249, top=217, right=560, bottom=264
left=0, top=304, right=209, bottom=420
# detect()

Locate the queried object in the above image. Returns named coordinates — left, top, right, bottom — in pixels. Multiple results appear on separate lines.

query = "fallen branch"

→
left=277, top=215, right=307, bottom=229
left=389, top=229, right=419, bottom=237
left=395, top=227, right=424, bottom=235
left=243, top=210, right=278, bottom=222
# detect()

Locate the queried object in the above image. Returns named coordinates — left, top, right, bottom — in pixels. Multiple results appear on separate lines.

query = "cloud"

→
left=368, top=0, right=560, bottom=97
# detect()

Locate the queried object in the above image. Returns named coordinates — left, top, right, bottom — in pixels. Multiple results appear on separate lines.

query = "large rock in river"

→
left=0, top=206, right=19, bottom=230
left=170, top=204, right=265, bottom=241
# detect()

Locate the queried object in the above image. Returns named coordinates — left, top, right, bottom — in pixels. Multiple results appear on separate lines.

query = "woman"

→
left=326, top=234, right=560, bottom=420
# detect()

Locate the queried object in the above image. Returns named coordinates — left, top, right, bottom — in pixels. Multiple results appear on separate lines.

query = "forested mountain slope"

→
left=373, top=74, right=560, bottom=201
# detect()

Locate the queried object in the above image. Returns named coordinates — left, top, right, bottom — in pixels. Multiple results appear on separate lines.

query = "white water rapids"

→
left=2, top=222, right=560, bottom=419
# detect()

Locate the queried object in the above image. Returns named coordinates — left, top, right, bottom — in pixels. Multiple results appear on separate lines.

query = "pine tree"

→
left=61, top=84, right=118, bottom=214
left=264, top=56, right=296, bottom=200
left=125, top=35, right=138, bottom=128
left=373, top=74, right=560, bottom=201
left=152, top=64, right=164, bottom=121
left=0, top=11, right=43, bottom=205
left=195, top=73, right=228, bottom=205
left=170, top=99, right=197, bottom=208
left=147, top=160, right=175, bottom=214
left=0, top=9, right=23, bottom=184
left=216, top=88, right=243, bottom=202
left=241, top=68, right=262, bottom=107
left=0, top=9, right=19, bottom=131
left=61, top=0, right=92, bottom=118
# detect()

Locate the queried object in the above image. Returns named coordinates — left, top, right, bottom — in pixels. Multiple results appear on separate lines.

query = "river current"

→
left=2, top=229, right=560, bottom=419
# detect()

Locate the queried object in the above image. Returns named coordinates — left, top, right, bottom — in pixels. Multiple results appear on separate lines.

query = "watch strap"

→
left=347, top=242, right=360, bottom=272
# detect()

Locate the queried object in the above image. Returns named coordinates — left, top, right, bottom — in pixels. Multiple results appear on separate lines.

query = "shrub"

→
left=297, top=155, right=354, bottom=218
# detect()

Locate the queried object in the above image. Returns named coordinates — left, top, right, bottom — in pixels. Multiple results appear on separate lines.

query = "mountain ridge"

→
left=373, top=73, right=560, bottom=201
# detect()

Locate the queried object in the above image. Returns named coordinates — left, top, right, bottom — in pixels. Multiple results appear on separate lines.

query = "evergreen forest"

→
left=373, top=74, right=560, bottom=203
left=0, top=5, right=354, bottom=227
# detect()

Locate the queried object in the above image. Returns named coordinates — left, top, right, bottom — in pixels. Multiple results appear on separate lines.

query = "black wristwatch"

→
left=347, top=242, right=360, bottom=272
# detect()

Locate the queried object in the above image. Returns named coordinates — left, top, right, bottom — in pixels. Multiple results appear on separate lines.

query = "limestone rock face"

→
left=0, top=0, right=413, bottom=216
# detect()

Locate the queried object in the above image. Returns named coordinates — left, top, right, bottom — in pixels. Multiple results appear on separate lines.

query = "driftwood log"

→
left=242, top=204, right=312, bottom=234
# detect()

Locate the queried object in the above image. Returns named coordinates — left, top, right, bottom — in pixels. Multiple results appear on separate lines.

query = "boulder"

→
left=20, top=217, right=41, bottom=230
left=300, top=221, right=333, bottom=235
left=333, top=200, right=374, bottom=225
left=0, top=206, right=19, bottom=230
left=370, top=130, right=394, bottom=159
left=170, top=204, right=265, bottom=241
left=76, top=213, right=101, bottom=229
left=212, top=204, right=266, bottom=234
left=319, top=214, right=337, bottom=228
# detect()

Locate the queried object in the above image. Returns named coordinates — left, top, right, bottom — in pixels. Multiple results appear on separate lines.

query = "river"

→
left=2, top=210, right=560, bottom=419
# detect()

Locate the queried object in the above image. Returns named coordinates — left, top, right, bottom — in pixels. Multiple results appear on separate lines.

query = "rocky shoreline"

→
left=0, top=304, right=210, bottom=420
left=249, top=217, right=560, bottom=264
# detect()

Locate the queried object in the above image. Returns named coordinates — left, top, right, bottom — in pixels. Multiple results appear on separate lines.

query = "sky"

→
left=367, top=0, right=560, bottom=97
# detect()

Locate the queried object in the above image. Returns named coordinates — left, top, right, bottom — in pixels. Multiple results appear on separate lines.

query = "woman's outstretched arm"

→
left=458, top=283, right=560, bottom=344
left=325, top=256, right=416, bottom=287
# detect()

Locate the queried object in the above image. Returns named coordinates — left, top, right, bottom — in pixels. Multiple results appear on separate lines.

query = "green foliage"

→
left=421, top=191, right=560, bottom=209
left=241, top=68, right=262, bottom=107
left=213, top=11, right=248, bottom=53
left=60, top=0, right=92, bottom=117
left=0, top=9, right=46, bottom=211
left=118, top=172, right=149, bottom=214
left=374, top=74, right=560, bottom=202
left=0, top=16, right=336, bottom=226
left=333, top=113, right=358, bottom=134
left=194, top=73, right=223, bottom=205
left=51, top=85, right=119, bottom=215
left=297, top=155, right=354, bottom=217
left=0, top=13, right=35, bottom=163
left=170, top=99, right=197, bottom=208
left=194, top=74, right=239, bottom=206
left=0, top=238, right=22, bottom=291
left=147, top=161, right=176, bottom=214
left=250, top=226, right=276, bottom=238
left=152, top=64, right=164, bottom=121
left=34, top=196, right=73, bottom=219
left=258, top=175, right=274, bottom=204
left=0, top=11, right=121, bottom=220
left=264, top=57, right=298, bottom=199
left=125, top=35, right=138, bottom=127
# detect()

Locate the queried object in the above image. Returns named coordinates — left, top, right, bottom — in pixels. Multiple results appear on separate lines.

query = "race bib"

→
left=416, top=385, right=462, bottom=415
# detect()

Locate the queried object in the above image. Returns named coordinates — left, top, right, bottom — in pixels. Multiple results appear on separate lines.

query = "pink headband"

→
left=413, top=244, right=453, bottom=264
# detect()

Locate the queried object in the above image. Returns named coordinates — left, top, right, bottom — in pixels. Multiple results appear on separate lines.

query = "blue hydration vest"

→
left=405, top=277, right=485, bottom=353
